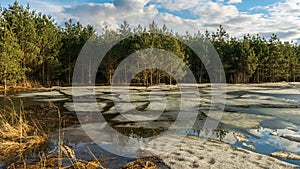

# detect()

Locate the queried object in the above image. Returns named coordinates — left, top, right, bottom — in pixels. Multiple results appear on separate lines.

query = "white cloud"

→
left=25, top=0, right=63, bottom=13
left=156, top=13, right=200, bottom=34
left=267, top=0, right=300, bottom=19
left=2, top=0, right=64, bottom=23
left=192, top=1, right=239, bottom=23
left=61, top=0, right=158, bottom=31
left=160, top=13, right=184, bottom=24
left=60, top=0, right=204, bottom=35
left=154, top=0, right=206, bottom=11
left=20, top=0, right=300, bottom=42
left=113, top=0, right=150, bottom=10
left=258, top=0, right=300, bottom=41
left=227, top=0, right=242, bottom=4
left=188, top=0, right=300, bottom=42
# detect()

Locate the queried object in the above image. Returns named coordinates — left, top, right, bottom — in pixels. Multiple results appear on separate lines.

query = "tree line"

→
left=0, top=2, right=300, bottom=89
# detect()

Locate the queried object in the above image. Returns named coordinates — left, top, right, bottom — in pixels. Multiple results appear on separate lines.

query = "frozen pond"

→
left=0, top=83, right=300, bottom=167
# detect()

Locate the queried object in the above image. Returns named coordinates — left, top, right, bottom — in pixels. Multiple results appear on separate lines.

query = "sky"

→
left=1, top=0, right=300, bottom=42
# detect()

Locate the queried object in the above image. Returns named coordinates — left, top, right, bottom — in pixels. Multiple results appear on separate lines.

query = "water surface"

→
left=1, top=83, right=299, bottom=167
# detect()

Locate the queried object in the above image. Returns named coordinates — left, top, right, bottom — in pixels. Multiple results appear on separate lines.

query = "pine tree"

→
left=2, top=2, right=40, bottom=85
left=98, top=27, right=120, bottom=85
left=242, top=35, right=258, bottom=83
left=35, top=13, right=62, bottom=85
left=0, top=22, right=24, bottom=89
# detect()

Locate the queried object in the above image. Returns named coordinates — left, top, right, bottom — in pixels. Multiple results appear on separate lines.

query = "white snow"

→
left=281, top=134, right=300, bottom=143
left=64, top=102, right=106, bottom=112
left=15, top=91, right=63, bottom=97
left=33, top=98, right=69, bottom=102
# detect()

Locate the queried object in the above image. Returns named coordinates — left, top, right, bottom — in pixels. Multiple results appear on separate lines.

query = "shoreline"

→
left=1, top=81, right=300, bottom=89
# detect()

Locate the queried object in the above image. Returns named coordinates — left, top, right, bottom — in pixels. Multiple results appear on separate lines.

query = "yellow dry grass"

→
left=0, top=105, right=47, bottom=162
left=1, top=102, right=156, bottom=169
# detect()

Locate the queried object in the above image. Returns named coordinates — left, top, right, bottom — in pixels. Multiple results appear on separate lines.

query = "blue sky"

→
left=235, top=0, right=284, bottom=12
left=1, top=0, right=299, bottom=42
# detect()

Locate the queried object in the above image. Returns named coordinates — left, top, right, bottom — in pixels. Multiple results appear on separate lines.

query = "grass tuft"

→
left=0, top=103, right=47, bottom=162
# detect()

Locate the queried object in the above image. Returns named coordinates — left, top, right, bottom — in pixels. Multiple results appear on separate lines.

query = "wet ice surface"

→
left=1, top=83, right=300, bottom=167
left=220, top=83, right=300, bottom=165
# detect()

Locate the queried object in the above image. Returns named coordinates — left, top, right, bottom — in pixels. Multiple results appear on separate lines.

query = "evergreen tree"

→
left=35, top=13, right=62, bottom=85
left=98, top=27, right=120, bottom=85
left=1, top=1, right=300, bottom=86
left=3, top=2, right=40, bottom=83
left=59, top=19, right=94, bottom=85
left=242, top=35, right=258, bottom=83
left=0, top=22, right=24, bottom=89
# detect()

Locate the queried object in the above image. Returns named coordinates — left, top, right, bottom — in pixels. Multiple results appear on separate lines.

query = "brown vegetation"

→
left=122, top=159, right=158, bottom=169
left=0, top=105, right=47, bottom=162
left=0, top=102, right=162, bottom=168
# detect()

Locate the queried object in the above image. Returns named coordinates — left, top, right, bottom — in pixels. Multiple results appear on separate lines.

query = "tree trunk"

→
left=199, top=64, right=204, bottom=83
left=143, top=65, right=147, bottom=86
left=169, top=64, right=173, bottom=85
left=256, top=68, right=260, bottom=83
left=42, top=61, right=45, bottom=85
left=4, top=77, right=7, bottom=90
left=109, top=69, right=112, bottom=85
left=47, top=62, right=51, bottom=86
left=157, top=70, right=161, bottom=85
left=293, top=65, right=296, bottom=82
left=124, top=65, right=127, bottom=84
left=68, top=55, right=71, bottom=85
left=4, top=65, right=7, bottom=90
left=150, top=70, right=153, bottom=86
left=143, top=71, right=147, bottom=86
left=88, top=57, right=92, bottom=84
left=82, top=64, right=85, bottom=84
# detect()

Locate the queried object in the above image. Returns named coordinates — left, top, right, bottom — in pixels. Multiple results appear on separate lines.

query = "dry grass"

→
left=8, top=145, right=105, bottom=169
left=1, top=102, right=158, bottom=169
left=22, top=79, right=42, bottom=88
left=0, top=103, right=47, bottom=162
left=5, top=102, right=106, bottom=169
left=122, top=159, right=158, bottom=169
